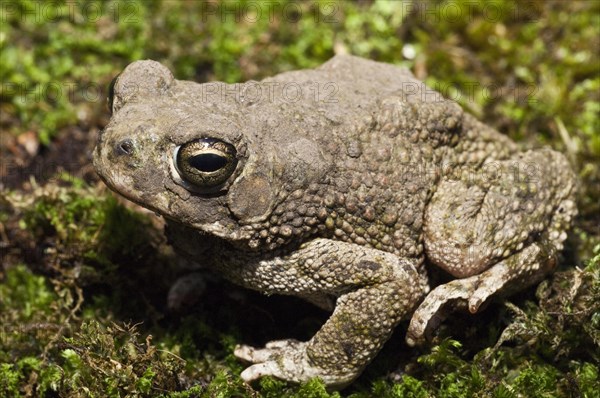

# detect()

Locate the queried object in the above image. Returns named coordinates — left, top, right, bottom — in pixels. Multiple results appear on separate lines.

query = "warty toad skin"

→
left=93, top=55, right=577, bottom=388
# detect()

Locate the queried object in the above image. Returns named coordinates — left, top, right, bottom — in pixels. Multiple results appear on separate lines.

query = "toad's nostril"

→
left=115, top=139, right=135, bottom=156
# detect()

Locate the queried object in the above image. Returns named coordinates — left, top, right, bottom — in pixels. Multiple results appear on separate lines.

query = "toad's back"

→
left=229, top=56, right=517, bottom=260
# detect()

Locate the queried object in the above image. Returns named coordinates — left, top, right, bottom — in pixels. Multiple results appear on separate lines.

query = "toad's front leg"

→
left=224, top=239, right=428, bottom=388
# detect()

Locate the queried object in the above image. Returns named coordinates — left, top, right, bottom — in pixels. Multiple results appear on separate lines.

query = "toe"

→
left=407, top=282, right=475, bottom=345
left=234, top=345, right=277, bottom=362
left=240, top=362, right=279, bottom=382
left=233, top=344, right=252, bottom=361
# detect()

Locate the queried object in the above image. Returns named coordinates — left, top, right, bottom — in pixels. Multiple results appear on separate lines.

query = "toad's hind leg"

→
left=407, top=148, right=576, bottom=345
left=407, top=241, right=555, bottom=346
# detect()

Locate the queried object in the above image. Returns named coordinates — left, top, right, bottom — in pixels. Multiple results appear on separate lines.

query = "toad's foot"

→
left=406, top=242, right=556, bottom=346
left=405, top=272, right=483, bottom=346
left=235, top=340, right=347, bottom=387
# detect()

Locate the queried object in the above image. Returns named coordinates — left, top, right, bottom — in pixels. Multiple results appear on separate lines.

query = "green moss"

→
left=56, top=321, right=185, bottom=397
left=0, top=363, right=20, bottom=398
left=0, top=264, right=54, bottom=319
left=1, top=0, right=147, bottom=143
left=0, top=264, right=75, bottom=397
left=511, top=364, right=560, bottom=397
left=17, top=181, right=155, bottom=270
left=575, top=362, right=599, bottom=398
left=0, top=357, right=63, bottom=398
left=390, top=376, right=429, bottom=398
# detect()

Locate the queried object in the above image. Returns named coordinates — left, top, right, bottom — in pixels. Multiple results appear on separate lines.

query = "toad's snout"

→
left=92, top=133, right=142, bottom=195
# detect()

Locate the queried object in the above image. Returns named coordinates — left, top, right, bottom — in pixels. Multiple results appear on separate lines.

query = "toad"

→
left=93, top=55, right=576, bottom=388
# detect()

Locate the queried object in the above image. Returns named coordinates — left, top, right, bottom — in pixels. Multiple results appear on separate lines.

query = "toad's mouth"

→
left=93, top=148, right=165, bottom=213
left=94, top=164, right=254, bottom=244
left=94, top=167, right=159, bottom=214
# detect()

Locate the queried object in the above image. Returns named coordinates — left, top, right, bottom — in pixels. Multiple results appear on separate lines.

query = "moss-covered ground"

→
left=1, top=1, right=599, bottom=396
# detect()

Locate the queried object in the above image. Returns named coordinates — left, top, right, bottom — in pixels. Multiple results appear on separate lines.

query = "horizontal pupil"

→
left=189, top=153, right=227, bottom=172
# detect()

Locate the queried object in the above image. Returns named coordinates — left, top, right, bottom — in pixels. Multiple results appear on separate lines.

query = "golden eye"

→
left=175, top=138, right=238, bottom=187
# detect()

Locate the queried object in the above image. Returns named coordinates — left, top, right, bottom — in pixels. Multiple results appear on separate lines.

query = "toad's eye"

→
left=174, top=138, right=238, bottom=188
left=107, top=73, right=120, bottom=115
